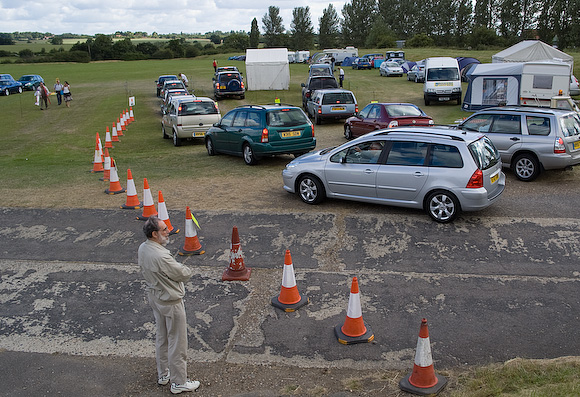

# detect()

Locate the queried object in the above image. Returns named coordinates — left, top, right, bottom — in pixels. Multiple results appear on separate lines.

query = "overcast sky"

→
left=1, top=1, right=348, bottom=35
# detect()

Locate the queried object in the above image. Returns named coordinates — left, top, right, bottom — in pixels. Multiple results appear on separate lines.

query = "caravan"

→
left=423, top=57, right=462, bottom=105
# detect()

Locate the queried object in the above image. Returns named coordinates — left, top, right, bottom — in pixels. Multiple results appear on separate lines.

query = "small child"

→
left=34, top=86, right=41, bottom=106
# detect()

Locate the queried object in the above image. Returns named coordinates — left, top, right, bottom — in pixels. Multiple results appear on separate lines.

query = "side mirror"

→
left=212, top=77, right=215, bottom=81
left=339, top=156, right=346, bottom=164
left=213, top=122, right=220, bottom=127
left=301, top=83, right=305, bottom=88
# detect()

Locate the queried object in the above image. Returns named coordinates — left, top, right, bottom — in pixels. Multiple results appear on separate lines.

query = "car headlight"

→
left=285, top=163, right=297, bottom=170
left=427, top=88, right=435, bottom=93
left=452, top=87, right=461, bottom=92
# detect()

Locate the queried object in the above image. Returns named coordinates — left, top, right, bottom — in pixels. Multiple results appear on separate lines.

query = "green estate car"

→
left=205, top=104, right=316, bottom=165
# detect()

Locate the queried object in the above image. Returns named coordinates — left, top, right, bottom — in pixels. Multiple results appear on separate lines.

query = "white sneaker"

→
left=158, top=372, right=170, bottom=386
left=171, top=380, right=200, bottom=394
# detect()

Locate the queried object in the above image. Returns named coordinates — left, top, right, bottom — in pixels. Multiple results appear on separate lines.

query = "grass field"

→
left=1, top=50, right=579, bottom=394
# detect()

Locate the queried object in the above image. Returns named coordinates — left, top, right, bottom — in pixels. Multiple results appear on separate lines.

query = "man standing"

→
left=138, top=216, right=200, bottom=394
left=179, top=72, right=189, bottom=88
left=212, top=59, right=217, bottom=73
left=338, top=67, right=345, bottom=88
left=39, top=82, right=49, bottom=110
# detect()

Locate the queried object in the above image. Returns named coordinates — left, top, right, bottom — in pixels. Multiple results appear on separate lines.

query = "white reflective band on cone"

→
left=346, top=292, right=362, bottom=318
left=281, top=264, right=296, bottom=288
left=414, top=337, right=433, bottom=367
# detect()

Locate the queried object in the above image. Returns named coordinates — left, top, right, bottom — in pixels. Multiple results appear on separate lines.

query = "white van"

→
left=423, top=57, right=461, bottom=106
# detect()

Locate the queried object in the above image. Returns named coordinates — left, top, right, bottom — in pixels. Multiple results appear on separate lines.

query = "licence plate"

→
left=193, top=132, right=205, bottom=137
left=439, top=97, right=450, bottom=101
left=574, top=141, right=580, bottom=150
left=280, top=130, right=301, bottom=138
left=331, top=106, right=345, bottom=111
left=490, top=172, right=499, bottom=184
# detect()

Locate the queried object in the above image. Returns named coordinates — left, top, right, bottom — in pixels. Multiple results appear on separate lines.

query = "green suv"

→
left=205, top=104, right=316, bottom=165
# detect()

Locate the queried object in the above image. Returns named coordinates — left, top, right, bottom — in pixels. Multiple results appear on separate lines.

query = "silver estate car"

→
left=457, top=106, right=580, bottom=181
left=282, top=127, right=505, bottom=223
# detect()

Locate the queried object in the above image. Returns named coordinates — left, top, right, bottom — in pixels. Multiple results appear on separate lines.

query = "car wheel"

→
left=298, top=175, right=325, bottom=204
left=240, top=95, right=245, bottom=100
left=172, top=130, right=181, bottom=147
left=344, top=125, right=353, bottom=140
left=426, top=190, right=460, bottom=223
left=243, top=143, right=258, bottom=165
left=314, top=114, right=321, bottom=125
left=17, top=87, right=22, bottom=94
left=206, top=137, right=216, bottom=156
left=4, top=88, right=9, bottom=96
left=162, top=124, right=170, bottom=139
left=424, top=96, right=430, bottom=106
left=512, top=153, right=540, bottom=181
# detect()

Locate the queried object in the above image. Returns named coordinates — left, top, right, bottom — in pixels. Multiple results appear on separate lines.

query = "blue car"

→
left=18, top=74, right=44, bottom=91
left=352, top=57, right=373, bottom=70
left=0, top=74, right=23, bottom=96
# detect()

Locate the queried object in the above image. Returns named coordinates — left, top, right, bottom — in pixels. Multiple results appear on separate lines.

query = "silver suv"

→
left=282, top=127, right=505, bottom=223
left=162, top=97, right=221, bottom=146
left=305, top=88, right=357, bottom=125
left=457, top=106, right=580, bottom=181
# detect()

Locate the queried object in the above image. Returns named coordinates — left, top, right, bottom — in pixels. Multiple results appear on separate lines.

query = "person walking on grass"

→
left=54, top=78, right=63, bottom=106
left=338, top=67, right=345, bottom=88
left=212, top=59, right=217, bottom=73
left=39, top=82, right=50, bottom=110
left=62, top=81, right=72, bottom=108
left=138, top=216, right=201, bottom=394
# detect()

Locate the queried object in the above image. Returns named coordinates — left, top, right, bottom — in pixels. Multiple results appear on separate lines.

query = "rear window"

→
left=178, top=101, right=218, bottom=116
left=219, top=73, right=241, bottom=83
left=526, top=116, right=551, bottom=136
left=559, top=114, right=580, bottom=137
left=468, top=136, right=500, bottom=170
left=322, top=93, right=355, bottom=105
left=428, top=144, right=463, bottom=168
left=266, top=108, right=309, bottom=127
left=309, top=77, right=338, bottom=90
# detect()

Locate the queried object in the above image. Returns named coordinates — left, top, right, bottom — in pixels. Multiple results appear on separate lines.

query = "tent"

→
left=401, top=61, right=416, bottom=73
left=341, top=56, right=355, bottom=67
left=245, top=48, right=290, bottom=91
left=492, top=40, right=573, bottom=68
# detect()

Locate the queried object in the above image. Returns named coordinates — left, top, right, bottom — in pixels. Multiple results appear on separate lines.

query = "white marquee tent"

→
left=492, top=40, right=573, bottom=69
left=245, top=48, right=290, bottom=91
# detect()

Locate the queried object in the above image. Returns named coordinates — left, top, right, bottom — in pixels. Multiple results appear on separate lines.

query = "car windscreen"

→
left=310, top=78, right=338, bottom=90
left=427, top=67, right=459, bottom=81
left=385, top=62, right=399, bottom=68
left=19, top=76, right=34, bottom=81
left=322, top=93, right=355, bottom=105
left=266, top=109, right=309, bottom=127
left=178, top=101, right=218, bottom=116
left=559, top=113, right=580, bottom=137
left=385, top=105, right=423, bottom=117
left=219, top=73, right=241, bottom=83
left=468, top=136, right=500, bottom=170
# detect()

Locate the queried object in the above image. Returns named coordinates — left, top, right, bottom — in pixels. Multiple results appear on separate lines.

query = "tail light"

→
left=466, top=169, right=483, bottom=188
left=554, top=137, right=566, bottom=153
left=241, top=82, right=245, bottom=89
left=317, top=106, right=322, bottom=114
left=388, top=120, right=399, bottom=128
left=261, top=128, right=269, bottom=143
left=215, top=83, right=219, bottom=90
left=355, top=104, right=358, bottom=112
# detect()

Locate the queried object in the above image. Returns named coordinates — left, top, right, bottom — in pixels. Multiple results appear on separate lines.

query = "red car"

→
left=344, top=102, right=434, bottom=139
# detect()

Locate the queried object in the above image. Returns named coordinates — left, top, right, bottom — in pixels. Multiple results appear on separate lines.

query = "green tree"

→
left=209, top=33, right=222, bottom=45
left=136, top=42, right=158, bottom=56
left=166, top=39, right=185, bottom=57
left=378, top=0, right=417, bottom=37
left=222, top=32, right=249, bottom=51
left=249, top=18, right=260, bottom=48
left=365, top=20, right=395, bottom=48
left=50, top=36, right=64, bottom=45
left=318, top=4, right=341, bottom=49
left=474, top=0, right=496, bottom=28
left=341, top=0, right=377, bottom=47
left=453, top=0, right=473, bottom=46
left=290, top=7, right=314, bottom=50
left=112, top=38, right=136, bottom=59
left=91, top=34, right=114, bottom=60
left=19, top=49, right=34, bottom=59
left=262, top=6, right=285, bottom=47
left=0, top=33, right=14, bottom=45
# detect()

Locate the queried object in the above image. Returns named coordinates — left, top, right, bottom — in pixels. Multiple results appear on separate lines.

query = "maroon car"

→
left=344, top=102, right=434, bottom=139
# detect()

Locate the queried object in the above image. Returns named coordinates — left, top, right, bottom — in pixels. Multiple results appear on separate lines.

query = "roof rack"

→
left=376, top=128, right=466, bottom=141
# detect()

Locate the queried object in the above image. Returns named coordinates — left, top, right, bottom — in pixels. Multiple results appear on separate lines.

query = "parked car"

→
left=160, top=80, right=186, bottom=99
left=162, top=96, right=221, bottom=146
left=160, top=91, right=193, bottom=114
left=308, top=63, right=334, bottom=77
left=156, top=75, right=178, bottom=97
left=352, top=57, right=373, bottom=70
left=17, top=74, right=44, bottom=91
left=305, top=89, right=358, bottom=125
left=205, top=104, right=316, bottom=165
left=571, top=75, right=579, bottom=96
left=407, top=64, right=425, bottom=83
left=0, top=74, right=23, bottom=96
left=456, top=106, right=580, bottom=181
left=213, top=71, right=245, bottom=100
left=344, top=103, right=433, bottom=140
left=282, top=127, right=505, bottom=223
left=379, top=61, right=404, bottom=77
left=301, top=75, right=339, bottom=108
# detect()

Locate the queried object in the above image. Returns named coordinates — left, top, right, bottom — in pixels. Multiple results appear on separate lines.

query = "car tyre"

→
left=426, top=190, right=460, bottom=223
left=243, top=143, right=258, bottom=165
left=17, top=87, right=22, bottom=94
left=512, top=153, right=540, bottom=181
left=314, top=113, right=321, bottom=125
left=298, top=175, right=325, bottom=204
left=4, top=88, right=10, bottom=96
left=172, top=130, right=181, bottom=147
left=206, top=138, right=216, bottom=156
left=162, top=124, right=169, bottom=139
left=415, top=75, right=419, bottom=83
left=344, top=125, right=353, bottom=140
left=424, top=95, right=430, bottom=106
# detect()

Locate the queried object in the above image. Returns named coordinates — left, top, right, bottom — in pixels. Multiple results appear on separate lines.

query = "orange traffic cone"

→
left=111, top=124, right=120, bottom=142
left=99, top=148, right=111, bottom=181
left=105, top=127, right=113, bottom=148
left=125, top=108, right=130, bottom=125
left=129, top=107, right=134, bottom=122
left=334, top=277, right=374, bottom=345
left=116, top=118, right=122, bottom=136
left=178, top=206, right=204, bottom=255
left=399, top=318, right=448, bottom=395
left=104, top=158, right=125, bottom=194
left=222, top=226, right=251, bottom=281
left=157, top=190, right=179, bottom=234
left=137, top=178, right=157, bottom=220
left=120, top=112, right=126, bottom=131
left=91, top=138, right=104, bottom=173
left=95, top=132, right=103, bottom=159
left=121, top=169, right=142, bottom=209
left=271, top=249, right=308, bottom=312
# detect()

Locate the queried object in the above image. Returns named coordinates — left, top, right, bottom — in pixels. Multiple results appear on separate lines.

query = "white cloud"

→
left=0, top=0, right=347, bottom=35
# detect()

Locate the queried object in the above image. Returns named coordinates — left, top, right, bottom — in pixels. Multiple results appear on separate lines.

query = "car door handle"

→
left=414, top=171, right=425, bottom=177
left=364, top=169, right=375, bottom=174
left=510, top=137, right=520, bottom=141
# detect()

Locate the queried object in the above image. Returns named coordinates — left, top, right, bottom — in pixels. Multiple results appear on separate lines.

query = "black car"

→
left=0, top=74, right=23, bottom=96
left=213, top=71, right=245, bottom=100
left=301, top=76, right=339, bottom=108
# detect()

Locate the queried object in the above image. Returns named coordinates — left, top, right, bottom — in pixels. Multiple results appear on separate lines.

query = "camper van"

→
left=319, top=47, right=359, bottom=65
left=423, top=57, right=462, bottom=106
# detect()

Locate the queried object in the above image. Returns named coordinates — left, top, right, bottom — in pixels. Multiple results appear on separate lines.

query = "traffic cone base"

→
left=169, top=227, right=180, bottom=235
left=334, top=323, right=374, bottom=345
left=222, top=267, right=251, bottom=281
left=398, top=374, right=447, bottom=396
left=105, top=187, right=125, bottom=194
left=121, top=201, right=142, bottom=209
left=178, top=246, right=205, bottom=256
left=271, top=295, right=308, bottom=312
